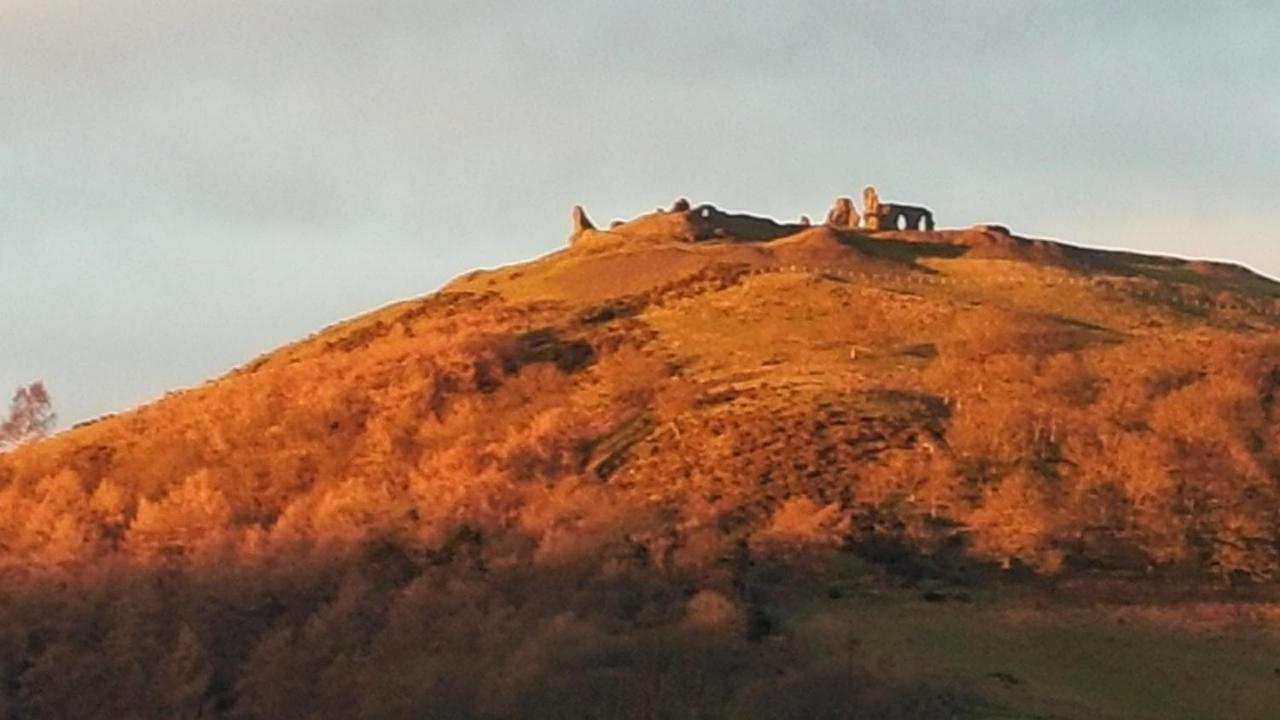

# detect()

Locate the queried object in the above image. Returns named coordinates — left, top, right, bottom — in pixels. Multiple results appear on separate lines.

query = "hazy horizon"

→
left=3, top=1, right=1278, bottom=426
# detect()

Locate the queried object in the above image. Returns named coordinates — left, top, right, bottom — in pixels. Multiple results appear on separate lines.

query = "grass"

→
left=805, top=590, right=1280, bottom=720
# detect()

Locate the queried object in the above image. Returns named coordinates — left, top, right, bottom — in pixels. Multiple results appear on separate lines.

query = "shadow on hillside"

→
left=835, top=231, right=967, bottom=265
left=0, top=533, right=971, bottom=720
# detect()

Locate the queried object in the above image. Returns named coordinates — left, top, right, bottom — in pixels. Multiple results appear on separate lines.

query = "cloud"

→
left=2, top=1, right=1278, bottom=422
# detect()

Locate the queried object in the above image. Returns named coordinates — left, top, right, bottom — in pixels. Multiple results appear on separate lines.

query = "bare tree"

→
left=0, top=382, right=56, bottom=449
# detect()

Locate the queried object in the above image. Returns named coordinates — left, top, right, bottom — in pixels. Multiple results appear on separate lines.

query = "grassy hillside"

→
left=1, top=206, right=1279, bottom=718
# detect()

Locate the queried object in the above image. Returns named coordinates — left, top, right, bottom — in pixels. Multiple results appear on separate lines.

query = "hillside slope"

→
left=2, top=204, right=1279, bottom=718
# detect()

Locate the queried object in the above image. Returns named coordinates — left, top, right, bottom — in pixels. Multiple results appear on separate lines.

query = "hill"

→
left=2, top=199, right=1279, bottom=719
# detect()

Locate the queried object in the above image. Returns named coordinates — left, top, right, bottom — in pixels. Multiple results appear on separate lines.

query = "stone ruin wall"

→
left=856, top=186, right=935, bottom=231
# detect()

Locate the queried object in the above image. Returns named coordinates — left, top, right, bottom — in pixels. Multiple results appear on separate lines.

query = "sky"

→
left=2, top=1, right=1278, bottom=426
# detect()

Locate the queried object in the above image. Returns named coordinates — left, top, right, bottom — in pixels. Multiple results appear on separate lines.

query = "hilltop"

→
left=2, top=194, right=1280, bottom=719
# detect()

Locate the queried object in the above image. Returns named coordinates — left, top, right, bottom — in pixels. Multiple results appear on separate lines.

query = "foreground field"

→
left=815, top=588, right=1280, bottom=720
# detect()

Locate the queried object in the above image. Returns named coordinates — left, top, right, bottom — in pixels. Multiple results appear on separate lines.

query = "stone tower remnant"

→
left=569, top=205, right=595, bottom=243
left=824, top=197, right=858, bottom=228
left=862, top=186, right=880, bottom=218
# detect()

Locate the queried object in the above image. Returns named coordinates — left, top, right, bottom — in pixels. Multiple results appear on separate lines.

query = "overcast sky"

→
left=2, top=1, right=1278, bottom=426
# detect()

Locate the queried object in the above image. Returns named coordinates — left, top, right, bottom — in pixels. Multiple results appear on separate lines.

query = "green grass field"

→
left=798, top=590, right=1280, bottom=720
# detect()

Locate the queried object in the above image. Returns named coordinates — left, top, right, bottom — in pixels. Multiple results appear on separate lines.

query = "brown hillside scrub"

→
left=1, top=204, right=1279, bottom=716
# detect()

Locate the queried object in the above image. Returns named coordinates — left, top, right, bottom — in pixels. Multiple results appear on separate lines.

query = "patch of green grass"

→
left=800, top=592, right=1280, bottom=720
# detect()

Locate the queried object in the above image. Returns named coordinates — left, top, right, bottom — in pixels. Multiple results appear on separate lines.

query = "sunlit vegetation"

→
left=1, top=225, right=1278, bottom=717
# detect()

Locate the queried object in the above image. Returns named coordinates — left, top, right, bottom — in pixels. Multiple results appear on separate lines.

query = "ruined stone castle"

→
left=569, top=186, right=935, bottom=244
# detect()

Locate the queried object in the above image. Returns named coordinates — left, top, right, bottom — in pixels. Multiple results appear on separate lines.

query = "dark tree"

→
left=0, top=382, right=55, bottom=448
